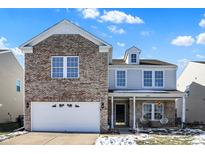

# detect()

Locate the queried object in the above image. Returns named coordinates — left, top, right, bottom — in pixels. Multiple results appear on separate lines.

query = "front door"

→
left=115, top=104, right=126, bottom=125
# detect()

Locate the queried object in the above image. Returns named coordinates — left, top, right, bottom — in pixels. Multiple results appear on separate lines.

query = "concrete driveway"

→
left=0, top=132, right=99, bottom=145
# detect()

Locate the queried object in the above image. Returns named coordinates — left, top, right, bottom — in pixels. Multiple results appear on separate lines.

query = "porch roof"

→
left=108, top=89, right=184, bottom=98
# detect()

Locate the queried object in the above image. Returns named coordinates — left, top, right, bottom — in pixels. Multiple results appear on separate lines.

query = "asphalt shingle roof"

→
left=111, top=59, right=176, bottom=66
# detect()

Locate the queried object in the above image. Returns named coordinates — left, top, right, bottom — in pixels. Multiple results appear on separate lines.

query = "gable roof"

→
left=192, top=61, right=205, bottom=64
left=0, top=49, right=10, bottom=54
left=0, top=49, right=23, bottom=70
left=19, top=19, right=112, bottom=52
left=111, top=59, right=176, bottom=66
left=123, top=46, right=141, bottom=60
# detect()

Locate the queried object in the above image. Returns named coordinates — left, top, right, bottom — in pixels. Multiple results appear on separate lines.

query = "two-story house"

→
left=0, top=49, right=23, bottom=123
left=20, top=19, right=185, bottom=133
left=108, top=47, right=185, bottom=130
left=177, top=61, right=205, bottom=124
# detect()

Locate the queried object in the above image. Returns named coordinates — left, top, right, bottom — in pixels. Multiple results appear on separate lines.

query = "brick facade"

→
left=25, top=34, right=109, bottom=132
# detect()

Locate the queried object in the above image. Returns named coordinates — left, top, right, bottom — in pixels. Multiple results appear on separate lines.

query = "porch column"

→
left=181, top=95, right=186, bottom=128
left=111, top=96, right=114, bottom=129
left=133, top=96, right=136, bottom=130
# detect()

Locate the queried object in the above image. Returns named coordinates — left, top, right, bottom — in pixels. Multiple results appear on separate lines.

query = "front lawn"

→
left=95, top=128, right=205, bottom=145
left=136, top=134, right=194, bottom=145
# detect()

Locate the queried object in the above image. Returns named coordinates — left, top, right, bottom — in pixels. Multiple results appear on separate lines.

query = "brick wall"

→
left=25, top=34, right=109, bottom=132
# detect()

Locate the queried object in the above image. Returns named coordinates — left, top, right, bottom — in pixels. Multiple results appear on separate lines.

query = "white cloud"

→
left=117, top=42, right=125, bottom=47
left=11, top=47, right=23, bottom=56
left=152, top=46, right=157, bottom=50
left=99, top=32, right=112, bottom=38
left=78, top=8, right=100, bottom=19
left=196, top=54, right=205, bottom=59
left=0, top=37, right=8, bottom=49
left=177, top=59, right=190, bottom=69
left=171, top=36, right=194, bottom=46
left=100, top=10, right=144, bottom=24
left=0, top=36, right=23, bottom=55
left=91, top=25, right=97, bottom=29
left=199, top=19, right=205, bottom=28
left=140, top=31, right=151, bottom=37
left=107, top=25, right=125, bottom=34
left=196, top=32, right=205, bottom=45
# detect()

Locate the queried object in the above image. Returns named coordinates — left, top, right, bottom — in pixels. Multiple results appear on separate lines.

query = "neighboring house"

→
left=177, top=61, right=205, bottom=124
left=20, top=19, right=184, bottom=133
left=0, top=49, right=23, bottom=123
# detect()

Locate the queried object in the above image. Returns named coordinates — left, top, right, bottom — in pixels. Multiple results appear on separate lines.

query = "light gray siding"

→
left=109, top=69, right=115, bottom=89
left=109, top=68, right=176, bottom=90
left=0, top=52, right=23, bottom=123
left=164, top=70, right=176, bottom=90
left=127, top=69, right=142, bottom=89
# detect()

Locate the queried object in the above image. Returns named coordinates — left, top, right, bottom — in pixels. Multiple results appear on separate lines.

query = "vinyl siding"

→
left=109, top=68, right=176, bottom=90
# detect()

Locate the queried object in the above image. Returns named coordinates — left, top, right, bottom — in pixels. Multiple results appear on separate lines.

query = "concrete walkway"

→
left=0, top=132, right=99, bottom=145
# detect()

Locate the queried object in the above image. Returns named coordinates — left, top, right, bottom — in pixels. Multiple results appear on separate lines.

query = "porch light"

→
left=26, top=102, right=29, bottom=108
left=101, top=102, right=104, bottom=109
left=155, top=100, right=161, bottom=106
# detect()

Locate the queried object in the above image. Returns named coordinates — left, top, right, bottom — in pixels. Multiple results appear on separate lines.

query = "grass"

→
left=136, top=135, right=194, bottom=145
left=0, top=122, right=20, bottom=135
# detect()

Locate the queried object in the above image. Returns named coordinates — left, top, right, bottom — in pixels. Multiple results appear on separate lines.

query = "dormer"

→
left=123, top=46, right=141, bottom=64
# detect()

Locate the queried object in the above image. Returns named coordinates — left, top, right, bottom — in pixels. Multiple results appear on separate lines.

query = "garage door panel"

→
left=31, top=102, right=100, bottom=132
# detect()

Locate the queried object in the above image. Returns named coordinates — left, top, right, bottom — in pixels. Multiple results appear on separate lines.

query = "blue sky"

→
left=0, top=8, right=205, bottom=76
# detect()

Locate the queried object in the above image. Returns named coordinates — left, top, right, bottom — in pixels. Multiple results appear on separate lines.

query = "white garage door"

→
left=31, top=102, right=100, bottom=132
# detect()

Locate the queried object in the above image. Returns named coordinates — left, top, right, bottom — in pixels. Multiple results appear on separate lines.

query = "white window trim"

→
left=51, top=56, right=79, bottom=79
left=115, top=69, right=127, bottom=88
left=66, top=56, right=80, bottom=79
left=142, top=102, right=164, bottom=121
left=142, top=70, right=165, bottom=89
left=51, top=56, right=64, bottom=79
left=130, top=53, right=137, bottom=64
left=16, top=79, right=21, bottom=92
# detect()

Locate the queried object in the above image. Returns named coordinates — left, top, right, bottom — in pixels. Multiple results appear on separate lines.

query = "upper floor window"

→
left=144, top=71, right=152, bottom=87
left=52, top=57, right=64, bottom=78
left=51, top=56, right=79, bottom=79
left=116, top=70, right=126, bottom=87
left=143, top=70, right=164, bottom=88
left=131, top=54, right=137, bottom=63
left=67, top=56, right=79, bottom=78
left=16, top=80, right=21, bottom=92
left=155, top=71, right=163, bottom=87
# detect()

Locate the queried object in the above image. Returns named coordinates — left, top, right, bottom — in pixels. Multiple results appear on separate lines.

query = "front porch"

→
left=108, top=90, right=185, bottom=131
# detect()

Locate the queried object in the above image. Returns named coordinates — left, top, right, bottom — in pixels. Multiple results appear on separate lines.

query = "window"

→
left=143, top=70, right=164, bottom=88
left=155, top=71, right=163, bottom=87
left=116, top=70, right=126, bottom=87
left=143, top=104, right=152, bottom=120
left=142, top=103, right=164, bottom=121
left=52, top=57, right=64, bottom=78
left=51, top=56, right=79, bottom=79
left=16, top=80, right=21, bottom=92
left=144, top=71, right=152, bottom=87
left=67, top=56, right=79, bottom=78
left=154, top=104, right=163, bottom=120
left=131, top=54, right=137, bottom=63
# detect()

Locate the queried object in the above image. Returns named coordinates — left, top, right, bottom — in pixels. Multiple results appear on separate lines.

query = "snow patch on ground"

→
left=95, top=134, right=151, bottom=145
left=95, top=128, right=205, bottom=145
left=0, top=131, right=27, bottom=142
left=192, top=134, right=205, bottom=145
